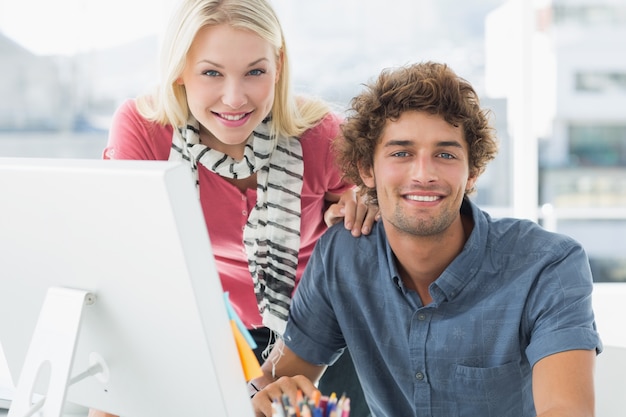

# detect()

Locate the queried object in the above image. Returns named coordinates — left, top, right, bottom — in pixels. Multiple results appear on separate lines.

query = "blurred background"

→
left=1, top=0, right=625, bottom=283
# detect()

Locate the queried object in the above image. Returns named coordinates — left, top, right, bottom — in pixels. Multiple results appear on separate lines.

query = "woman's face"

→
left=178, top=24, right=281, bottom=154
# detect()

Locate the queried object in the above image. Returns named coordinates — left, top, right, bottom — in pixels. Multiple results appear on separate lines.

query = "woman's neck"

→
left=199, top=128, right=247, bottom=161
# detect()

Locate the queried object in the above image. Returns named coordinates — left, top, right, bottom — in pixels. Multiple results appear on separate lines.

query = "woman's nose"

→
left=221, top=79, right=247, bottom=109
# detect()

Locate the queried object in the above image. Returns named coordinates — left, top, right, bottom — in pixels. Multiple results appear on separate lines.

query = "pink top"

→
left=104, top=99, right=349, bottom=328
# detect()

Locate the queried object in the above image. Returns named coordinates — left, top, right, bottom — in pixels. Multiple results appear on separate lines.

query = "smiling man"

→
left=250, top=61, right=602, bottom=417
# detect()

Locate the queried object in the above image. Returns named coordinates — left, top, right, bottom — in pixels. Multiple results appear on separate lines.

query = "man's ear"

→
left=358, top=162, right=375, bottom=189
left=465, top=171, right=478, bottom=193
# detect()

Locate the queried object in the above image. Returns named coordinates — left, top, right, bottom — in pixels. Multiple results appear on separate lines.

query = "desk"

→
left=0, top=411, right=87, bottom=417
left=0, top=406, right=88, bottom=417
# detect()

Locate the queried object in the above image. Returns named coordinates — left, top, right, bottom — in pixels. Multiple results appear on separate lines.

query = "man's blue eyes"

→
left=391, top=152, right=455, bottom=159
left=392, top=151, right=410, bottom=157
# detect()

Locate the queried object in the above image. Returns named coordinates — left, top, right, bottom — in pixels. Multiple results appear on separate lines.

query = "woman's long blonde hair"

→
left=137, top=0, right=330, bottom=138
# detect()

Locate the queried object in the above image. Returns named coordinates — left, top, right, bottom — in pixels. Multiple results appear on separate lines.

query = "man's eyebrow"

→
left=383, top=139, right=464, bottom=148
left=383, top=139, right=413, bottom=147
left=436, top=140, right=464, bottom=149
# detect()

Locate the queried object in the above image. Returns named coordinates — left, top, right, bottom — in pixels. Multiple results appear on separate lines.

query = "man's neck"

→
left=387, top=213, right=473, bottom=305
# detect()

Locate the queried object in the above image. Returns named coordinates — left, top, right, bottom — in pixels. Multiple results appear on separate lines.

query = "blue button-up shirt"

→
left=284, top=198, right=602, bottom=417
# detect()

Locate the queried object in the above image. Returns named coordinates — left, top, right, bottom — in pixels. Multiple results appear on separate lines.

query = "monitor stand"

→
left=9, top=288, right=105, bottom=417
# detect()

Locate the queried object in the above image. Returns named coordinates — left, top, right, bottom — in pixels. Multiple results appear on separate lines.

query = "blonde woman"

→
left=93, top=0, right=374, bottom=416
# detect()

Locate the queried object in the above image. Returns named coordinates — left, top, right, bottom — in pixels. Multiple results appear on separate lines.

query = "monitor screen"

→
left=0, top=157, right=254, bottom=417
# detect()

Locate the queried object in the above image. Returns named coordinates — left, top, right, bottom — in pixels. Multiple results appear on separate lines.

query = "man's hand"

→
left=251, top=375, right=319, bottom=417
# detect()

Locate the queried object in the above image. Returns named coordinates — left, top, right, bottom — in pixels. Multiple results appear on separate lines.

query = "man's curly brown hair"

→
left=335, top=61, right=499, bottom=204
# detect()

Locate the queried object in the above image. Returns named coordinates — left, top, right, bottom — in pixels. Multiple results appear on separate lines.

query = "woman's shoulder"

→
left=111, top=98, right=143, bottom=127
left=112, top=97, right=142, bottom=120
left=112, top=98, right=172, bottom=136
left=106, top=98, right=174, bottom=160
left=112, top=98, right=145, bottom=121
left=300, top=110, right=343, bottom=143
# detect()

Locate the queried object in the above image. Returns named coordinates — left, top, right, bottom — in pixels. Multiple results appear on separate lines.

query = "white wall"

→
left=592, top=283, right=626, bottom=417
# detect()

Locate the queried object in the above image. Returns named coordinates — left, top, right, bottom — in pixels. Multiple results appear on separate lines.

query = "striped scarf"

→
left=169, top=115, right=303, bottom=335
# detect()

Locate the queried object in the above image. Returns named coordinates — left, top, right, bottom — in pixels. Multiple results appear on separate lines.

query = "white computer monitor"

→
left=0, top=157, right=254, bottom=417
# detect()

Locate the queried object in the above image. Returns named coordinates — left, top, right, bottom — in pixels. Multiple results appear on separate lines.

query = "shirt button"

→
left=415, top=372, right=425, bottom=380
left=242, top=210, right=248, bottom=215
left=417, top=313, right=427, bottom=321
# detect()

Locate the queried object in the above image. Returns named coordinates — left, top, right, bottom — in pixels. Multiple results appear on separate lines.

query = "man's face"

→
left=360, top=110, right=476, bottom=238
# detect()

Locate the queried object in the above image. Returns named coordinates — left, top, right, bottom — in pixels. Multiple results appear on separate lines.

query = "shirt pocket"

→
left=453, top=361, right=524, bottom=417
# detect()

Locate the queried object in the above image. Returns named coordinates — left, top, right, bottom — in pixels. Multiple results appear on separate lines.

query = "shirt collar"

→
left=433, top=198, right=488, bottom=302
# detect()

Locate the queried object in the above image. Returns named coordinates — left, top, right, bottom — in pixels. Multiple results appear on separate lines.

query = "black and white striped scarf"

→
left=169, top=115, right=303, bottom=335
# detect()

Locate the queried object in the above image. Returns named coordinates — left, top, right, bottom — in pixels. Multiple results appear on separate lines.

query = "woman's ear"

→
left=275, top=49, right=284, bottom=84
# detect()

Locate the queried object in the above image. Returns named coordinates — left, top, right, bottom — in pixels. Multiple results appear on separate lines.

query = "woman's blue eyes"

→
left=202, top=69, right=266, bottom=77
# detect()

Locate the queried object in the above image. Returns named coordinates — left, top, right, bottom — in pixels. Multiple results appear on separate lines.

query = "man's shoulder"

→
left=486, top=215, right=582, bottom=253
left=322, top=220, right=357, bottom=241
left=319, top=221, right=383, bottom=253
